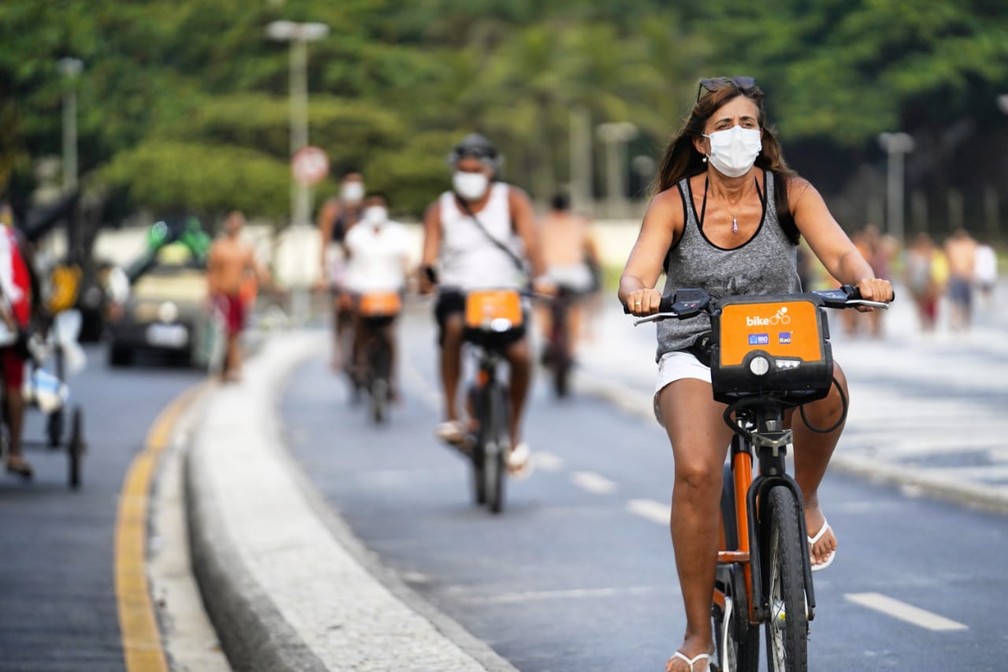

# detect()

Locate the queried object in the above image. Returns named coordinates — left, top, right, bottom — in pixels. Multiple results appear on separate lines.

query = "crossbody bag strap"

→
left=456, top=194, right=529, bottom=276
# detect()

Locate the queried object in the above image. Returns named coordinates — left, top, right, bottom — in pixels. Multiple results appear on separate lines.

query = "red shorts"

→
left=215, top=293, right=245, bottom=336
left=0, top=346, right=26, bottom=390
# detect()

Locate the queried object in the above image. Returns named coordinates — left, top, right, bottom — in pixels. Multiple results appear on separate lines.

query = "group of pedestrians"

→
left=904, top=226, right=997, bottom=334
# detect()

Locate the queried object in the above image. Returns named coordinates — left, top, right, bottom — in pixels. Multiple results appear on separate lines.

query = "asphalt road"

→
left=281, top=312, right=1008, bottom=671
left=0, top=345, right=203, bottom=672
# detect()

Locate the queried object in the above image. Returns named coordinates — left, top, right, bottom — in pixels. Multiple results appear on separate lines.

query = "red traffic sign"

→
left=292, top=146, right=329, bottom=186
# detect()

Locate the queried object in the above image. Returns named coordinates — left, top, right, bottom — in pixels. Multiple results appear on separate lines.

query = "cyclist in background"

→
left=418, top=133, right=553, bottom=475
left=317, top=169, right=365, bottom=370
left=536, top=192, right=600, bottom=366
left=618, top=78, right=892, bottom=671
left=343, top=192, right=412, bottom=400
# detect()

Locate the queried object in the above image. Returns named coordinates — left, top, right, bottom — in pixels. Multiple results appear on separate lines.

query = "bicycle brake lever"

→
left=633, top=311, right=680, bottom=326
left=846, top=299, right=891, bottom=310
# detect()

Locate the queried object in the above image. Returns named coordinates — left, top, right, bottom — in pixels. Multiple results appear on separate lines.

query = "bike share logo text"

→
left=746, top=306, right=791, bottom=327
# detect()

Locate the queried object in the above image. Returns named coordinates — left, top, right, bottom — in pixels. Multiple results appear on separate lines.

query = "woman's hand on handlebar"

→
left=853, top=278, right=894, bottom=310
left=625, top=288, right=663, bottom=316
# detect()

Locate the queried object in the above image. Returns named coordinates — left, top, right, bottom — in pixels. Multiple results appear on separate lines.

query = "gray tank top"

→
left=656, top=170, right=802, bottom=361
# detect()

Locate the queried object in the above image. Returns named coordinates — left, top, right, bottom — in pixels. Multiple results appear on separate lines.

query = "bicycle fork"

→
left=747, top=410, right=818, bottom=625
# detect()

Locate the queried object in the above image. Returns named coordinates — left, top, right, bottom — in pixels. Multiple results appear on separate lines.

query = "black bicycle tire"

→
left=68, top=405, right=84, bottom=489
left=763, top=486, right=809, bottom=672
left=469, top=385, right=487, bottom=505
left=487, top=384, right=508, bottom=514
left=550, top=300, right=572, bottom=398
left=47, top=408, right=65, bottom=448
left=369, top=339, right=391, bottom=424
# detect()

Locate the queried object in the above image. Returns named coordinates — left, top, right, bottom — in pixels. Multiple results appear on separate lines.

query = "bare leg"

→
left=330, top=295, right=343, bottom=369
left=504, top=338, right=531, bottom=449
left=224, top=333, right=242, bottom=380
left=385, top=322, right=399, bottom=400
left=440, top=314, right=465, bottom=423
left=5, top=388, right=30, bottom=473
left=658, top=379, right=732, bottom=669
left=566, top=303, right=583, bottom=359
left=791, top=363, right=847, bottom=566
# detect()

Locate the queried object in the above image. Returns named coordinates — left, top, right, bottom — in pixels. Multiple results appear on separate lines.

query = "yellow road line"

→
left=115, top=383, right=209, bottom=672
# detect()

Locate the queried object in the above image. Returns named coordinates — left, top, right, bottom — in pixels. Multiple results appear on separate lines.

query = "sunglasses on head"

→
left=696, top=76, right=757, bottom=102
left=452, top=146, right=498, bottom=162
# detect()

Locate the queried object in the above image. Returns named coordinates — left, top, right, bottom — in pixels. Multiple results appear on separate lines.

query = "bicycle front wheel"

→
left=468, top=385, right=487, bottom=505
left=369, top=340, right=392, bottom=424
left=485, top=384, right=509, bottom=514
left=763, top=486, right=809, bottom=672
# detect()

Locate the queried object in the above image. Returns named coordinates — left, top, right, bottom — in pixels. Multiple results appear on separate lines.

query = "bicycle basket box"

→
left=710, top=294, right=833, bottom=404
left=465, top=290, right=523, bottom=332
left=464, top=289, right=524, bottom=349
left=359, top=291, right=402, bottom=317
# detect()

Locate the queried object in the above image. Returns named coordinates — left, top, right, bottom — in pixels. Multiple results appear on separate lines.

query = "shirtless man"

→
left=207, top=211, right=270, bottom=381
left=944, top=226, right=978, bottom=332
left=536, top=193, right=600, bottom=360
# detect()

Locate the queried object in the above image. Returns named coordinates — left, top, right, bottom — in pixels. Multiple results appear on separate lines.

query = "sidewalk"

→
left=184, top=333, right=519, bottom=672
left=574, top=282, right=1008, bottom=514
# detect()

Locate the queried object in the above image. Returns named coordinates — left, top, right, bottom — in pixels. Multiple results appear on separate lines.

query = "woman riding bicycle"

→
left=618, top=77, right=892, bottom=672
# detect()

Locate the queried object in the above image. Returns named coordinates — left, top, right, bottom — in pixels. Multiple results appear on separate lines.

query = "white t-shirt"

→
left=975, top=244, right=997, bottom=285
left=438, top=183, right=525, bottom=290
left=343, top=221, right=411, bottom=293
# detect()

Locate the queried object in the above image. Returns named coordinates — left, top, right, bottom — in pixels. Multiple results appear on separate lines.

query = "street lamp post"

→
left=569, top=106, right=592, bottom=215
left=266, top=20, right=330, bottom=229
left=266, top=21, right=329, bottom=324
left=877, top=131, right=915, bottom=244
left=596, top=121, right=638, bottom=218
left=57, top=57, right=83, bottom=194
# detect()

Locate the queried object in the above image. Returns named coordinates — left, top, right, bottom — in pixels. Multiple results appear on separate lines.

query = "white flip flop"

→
left=808, top=518, right=837, bottom=572
left=506, top=442, right=533, bottom=478
left=667, top=650, right=712, bottom=672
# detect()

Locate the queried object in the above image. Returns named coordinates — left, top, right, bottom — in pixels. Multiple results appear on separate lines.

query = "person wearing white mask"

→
left=418, top=133, right=553, bottom=475
left=343, top=192, right=412, bottom=397
left=317, top=169, right=366, bottom=371
left=619, top=78, right=893, bottom=672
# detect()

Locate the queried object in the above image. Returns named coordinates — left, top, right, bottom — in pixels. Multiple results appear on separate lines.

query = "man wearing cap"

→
left=419, top=134, right=553, bottom=476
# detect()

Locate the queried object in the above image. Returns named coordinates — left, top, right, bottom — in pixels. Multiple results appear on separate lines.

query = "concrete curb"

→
left=574, top=368, right=1008, bottom=516
left=184, top=330, right=519, bottom=672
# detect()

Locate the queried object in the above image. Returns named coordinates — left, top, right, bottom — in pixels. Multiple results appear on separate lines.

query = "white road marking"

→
left=401, top=360, right=442, bottom=410
left=627, top=498, right=670, bottom=525
left=845, top=592, right=968, bottom=632
left=533, top=451, right=565, bottom=472
left=571, top=471, right=618, bottom=495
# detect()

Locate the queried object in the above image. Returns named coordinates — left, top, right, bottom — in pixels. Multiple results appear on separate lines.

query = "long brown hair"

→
left=652, top=81, right=794, bottom=196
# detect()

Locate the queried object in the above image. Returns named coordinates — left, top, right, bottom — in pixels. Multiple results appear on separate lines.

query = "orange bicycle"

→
left=634, top=285, right=889, bottom=672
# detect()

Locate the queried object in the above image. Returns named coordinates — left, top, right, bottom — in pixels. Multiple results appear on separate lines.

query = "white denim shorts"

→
left=653, top=351, right=712, bottom=424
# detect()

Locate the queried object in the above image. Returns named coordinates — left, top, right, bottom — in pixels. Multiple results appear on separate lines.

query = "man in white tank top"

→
left=419, top=134, right=553, bottom=475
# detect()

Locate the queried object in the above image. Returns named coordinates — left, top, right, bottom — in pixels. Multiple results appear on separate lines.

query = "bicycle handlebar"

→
left=627, top=285, right=892, bottom=326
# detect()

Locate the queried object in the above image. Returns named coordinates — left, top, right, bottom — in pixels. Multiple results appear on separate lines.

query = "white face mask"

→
left=363, top=205, right=388, bottom=226
left=704, top=126, right=762, bottom=178
left=452, top=171, right=489, bottom=201
left=341, top=181, right=365, bottom=203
